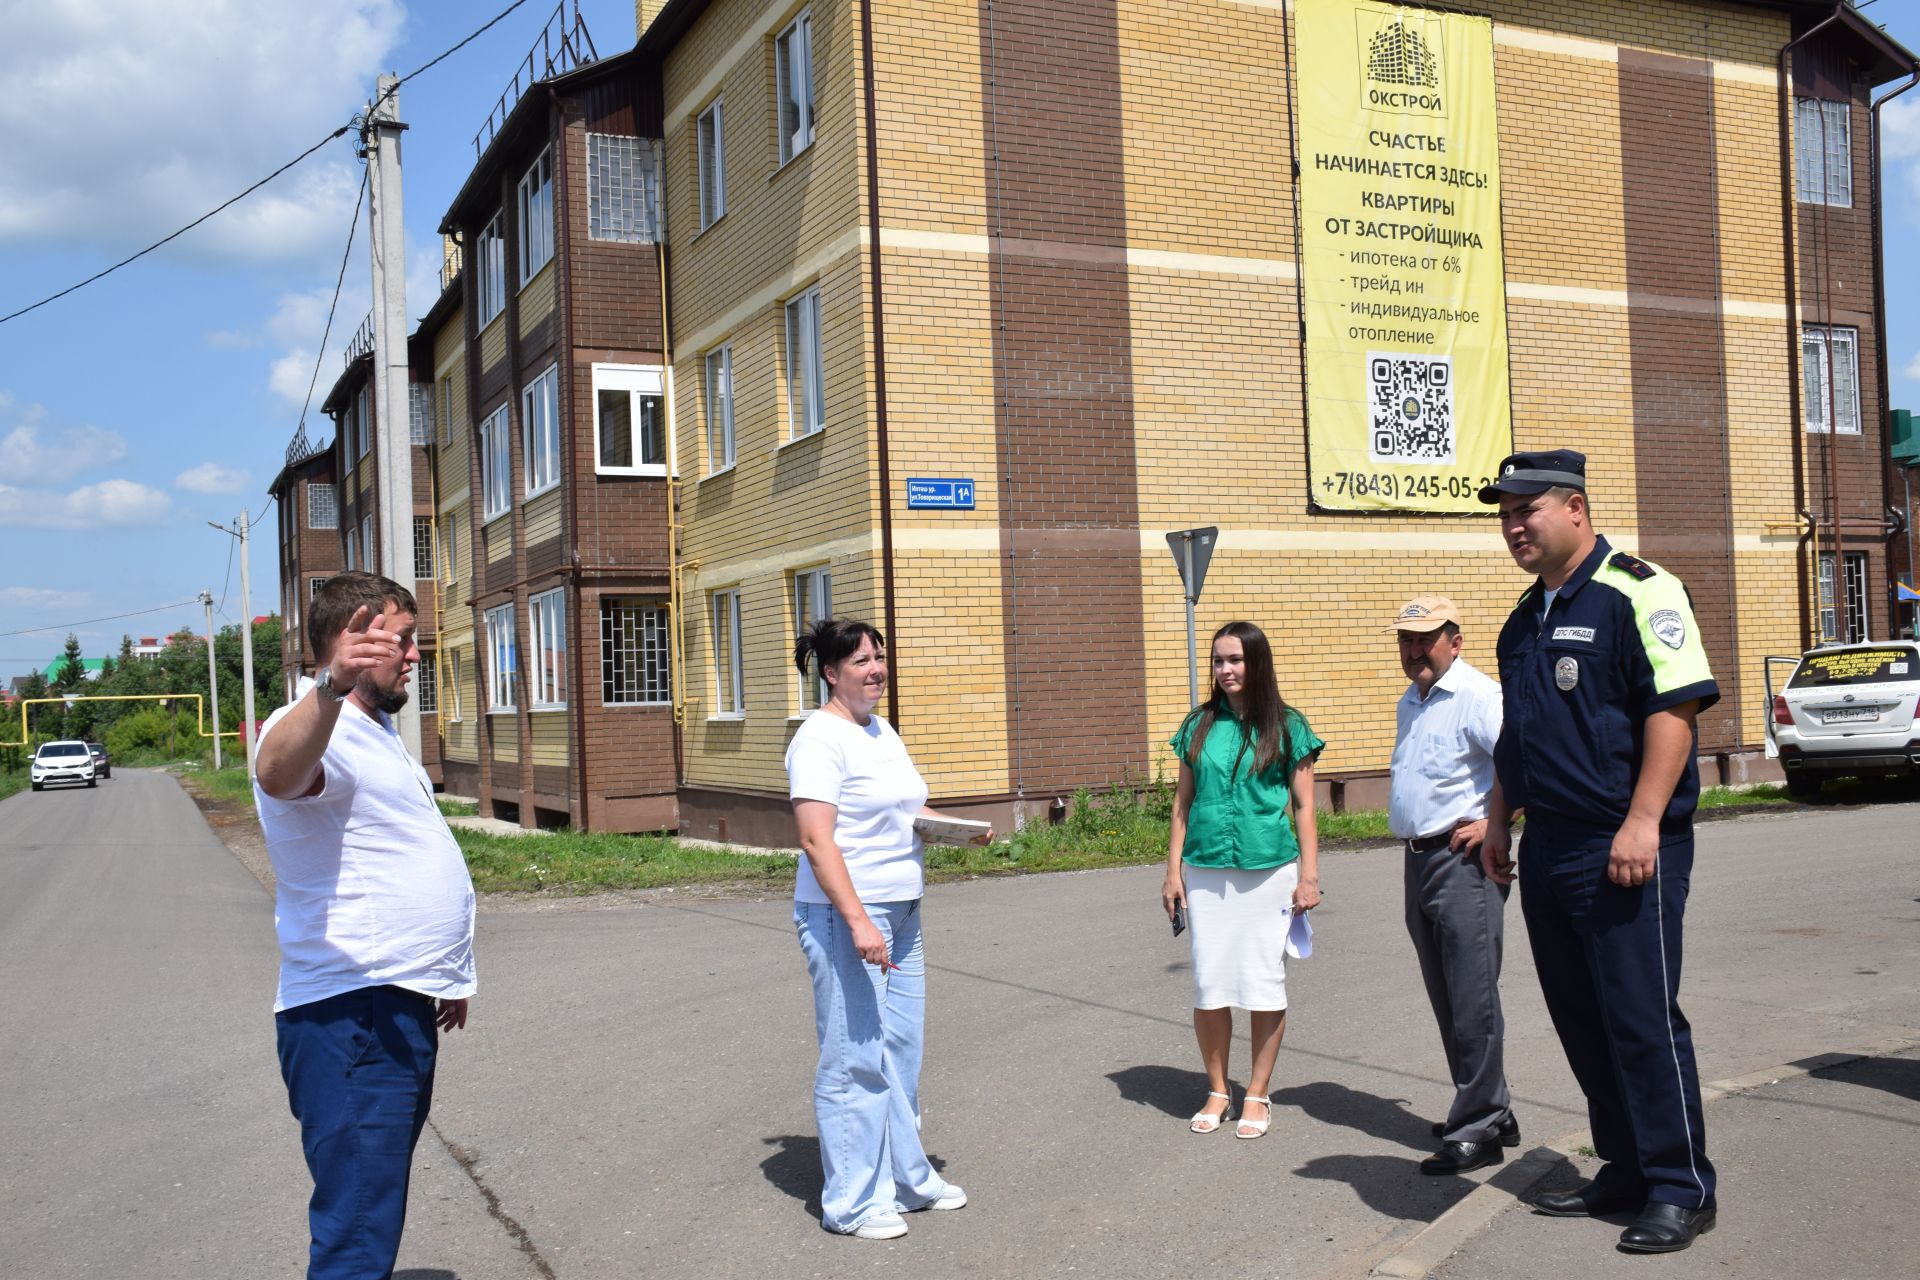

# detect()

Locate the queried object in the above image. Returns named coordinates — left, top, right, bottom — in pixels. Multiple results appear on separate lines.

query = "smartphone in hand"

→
left=1171, top=903, right=1187, bottom=937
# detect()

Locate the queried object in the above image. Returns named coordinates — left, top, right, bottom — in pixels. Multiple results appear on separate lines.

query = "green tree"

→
left=53, top=634, right=85, bottom=692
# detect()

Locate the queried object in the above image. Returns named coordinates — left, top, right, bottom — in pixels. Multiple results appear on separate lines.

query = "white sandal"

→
left=1190, top=1091, right=1233, bottom=1134
left=1236, top=1094, right=1272, bottom=1139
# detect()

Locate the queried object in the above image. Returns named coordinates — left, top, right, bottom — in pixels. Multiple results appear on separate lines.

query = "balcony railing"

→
left=473, top=2, right=598, bottom=160
left=284, top=425, right=322, bottom=470
left=344, top=311, right=375, bottom=366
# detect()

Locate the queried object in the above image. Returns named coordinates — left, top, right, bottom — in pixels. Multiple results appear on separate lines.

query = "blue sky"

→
left=0, top=0, right=1915, bottom=684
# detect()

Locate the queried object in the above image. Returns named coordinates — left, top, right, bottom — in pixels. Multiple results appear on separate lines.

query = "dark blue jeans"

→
left=276, top=986, right=440, bottom=1280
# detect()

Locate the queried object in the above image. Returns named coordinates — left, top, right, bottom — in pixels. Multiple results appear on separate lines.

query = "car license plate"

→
left=1821, top=707, right=1878, bottom=724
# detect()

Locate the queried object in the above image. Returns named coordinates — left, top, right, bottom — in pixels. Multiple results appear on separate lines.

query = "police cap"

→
left=1477, top=449, right=1587, bottom=504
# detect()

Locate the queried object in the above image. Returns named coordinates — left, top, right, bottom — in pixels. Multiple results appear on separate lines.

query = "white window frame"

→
left=518, top=147, right=555, bottom=283
left=441, top=515, right=458, bottom=583
left=600, top=597, right=673, bottom=706
left=480, top=404, right=513, bottom=521
left=447, top=650, right=464, bottom=721
left=529, top=587, right=568, bottom=709
left=785, top=287, right=825, bottom=440
left=476, top=212, right=507, bottom=326
left=485, top=604, right=518, bottom=712
left=307, top=483, right=336, bottom=530
left=711, top=589, right=744, bottom=718
left=438, top=373, right=454, bottom=447
left=522, top=364, right=561, bottom=498
left=793, top=567, right=832, bottom=711
left=409, top=383, right=433, bottom=447
left=415, top=652, right=438, bottom=714
left=697, top=99, right=727, bottom=229
left=361, top=513, right=376, bottom=575
left=705, top=344, right=735, bottom=473
left=345, top=527, right=357, bottom=571
left=776, top=11, right=815, bottom=165
left=355, top=385, right=372, bottom=459
left=413, top=516, right=435, bottom=581
left=1802, top=325, right=1861, bottom=435
left=591, top=363, right=669, bottom=477
left=1795, top=97, right=1852, bottom=208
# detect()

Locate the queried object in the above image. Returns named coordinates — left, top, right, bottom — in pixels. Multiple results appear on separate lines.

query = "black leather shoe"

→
left=1430, top=1112, right=1520, bottom=1147
left=1420, top=1139, right=1505, bottom=1175
left=1532, top=1182, right=1644, bottom=1217
left=1618, top=1202, right=1716, bottom=1253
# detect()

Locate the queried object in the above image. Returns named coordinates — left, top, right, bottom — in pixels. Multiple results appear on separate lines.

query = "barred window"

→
left=1795, top=98, right=1851, bottom=208
left=587, top=134, right=661, bottom=243
left=413, top=516, right=434, bottom=580
left=416, top=654, right=438, bottom=714
left=308, top=483, right=337, bottom=529
left=601, top=598, right=672, bottom=705
left=409, top=383, right=433, bottom=446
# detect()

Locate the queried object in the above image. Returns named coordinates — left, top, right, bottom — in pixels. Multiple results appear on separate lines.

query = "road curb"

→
left=1367, top=1032, right=1920, bottom=1278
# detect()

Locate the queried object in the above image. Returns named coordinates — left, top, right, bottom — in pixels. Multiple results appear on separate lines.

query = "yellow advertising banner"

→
left=1297, top=0, right=1513, bottom=512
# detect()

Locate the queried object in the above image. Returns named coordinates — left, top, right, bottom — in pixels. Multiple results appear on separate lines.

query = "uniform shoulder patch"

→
left=1609, top=551, right=1655, bottom=580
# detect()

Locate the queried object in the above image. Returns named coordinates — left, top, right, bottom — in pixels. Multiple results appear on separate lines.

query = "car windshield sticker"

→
left=1650, top=609, right=1686, bottom=650
left=1794, top=649, right=1912, bottom=685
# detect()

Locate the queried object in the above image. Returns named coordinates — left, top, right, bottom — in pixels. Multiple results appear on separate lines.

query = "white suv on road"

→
left=31, top=739, right=97, bottom=791
left=1769, top=642, right=1920, bottom=798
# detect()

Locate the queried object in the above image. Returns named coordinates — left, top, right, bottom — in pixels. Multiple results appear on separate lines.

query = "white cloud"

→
left=0, top=478, right=173, bottom=529
left=0, top=586, right=90, bottom=612
left=0, top=1, right=404, bottom=264
left=175, top=462, right=250, bottom=494
left=204, top=329, right=264, bottom=350
left=1885, top=97, right=1920, bottom=162
left=1904, top=350, right=1920, bottom=382
left=0, top=421, right=129, bottom=483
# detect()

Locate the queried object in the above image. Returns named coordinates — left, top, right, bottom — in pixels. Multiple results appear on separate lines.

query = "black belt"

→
left=1404, top=832, right=1454, bottom=855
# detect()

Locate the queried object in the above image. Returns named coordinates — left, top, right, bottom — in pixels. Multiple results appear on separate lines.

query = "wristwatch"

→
left=314, top=668, right=350, bottom=704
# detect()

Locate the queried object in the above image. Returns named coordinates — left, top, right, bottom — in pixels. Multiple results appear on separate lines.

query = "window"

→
left=476, top=212, right=506, bottom=325
left=438, top=373, right=454, bottom=447
left=1802, top=326, right=1861, bottom=435
left=361, top=514, right=376, bottom=574
left=711, top=589, right=744, bottom=716
left=310, top=576, right=327, bottom=599
left=409, top=383, right=433, bottom=447
left=416, top=654, right=438, bottom=714
left=441, top=516, right=458, bottom=582
left=587, top=133, right=661, bottom=243
left=1795, top=97, right=1851, bottom=208
left=592, top=363, right=667, bottom=475
left=413, top=516, right=434, bottom=580
left=776, top=11, right=815, bottom=164
left=529, top=588, right=568, bottom=708
left=447, top=651, right=464, bottom=721
left=308, top=483, right=337, bottom=529
left=697, top=100, right=726, bottom=229
left=705, top=345, right=735, bottom=472
left=602, top=597, right=672, bottom=705
left=518, top=147, right=555, bottom=282
left=355, top=385, right=372, bottom=459
left=1819, top=552, right=1871, bottom=644
left=345, top=526, right=357, bottom=571
left=485, top=604, right=518, bottom=711
left=481, top=404, right=513, bottom=519
left=522, top=365, right=561, bottom=497
left=785, top=288, right=825, bottom=439
left=793, top=567, right=833, bottom=710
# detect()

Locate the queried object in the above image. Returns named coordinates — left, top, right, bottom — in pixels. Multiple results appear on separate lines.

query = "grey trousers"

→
left=1405, top=839, right=1512, bottom=1142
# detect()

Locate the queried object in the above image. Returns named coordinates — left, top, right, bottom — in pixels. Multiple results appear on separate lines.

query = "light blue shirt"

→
left=1389, top=657, right=1503, bottom=841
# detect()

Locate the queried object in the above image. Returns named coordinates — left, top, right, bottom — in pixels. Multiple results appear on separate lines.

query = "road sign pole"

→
left=1165, top=526, right=1220, bottom=711
left=1184, top=535, right=1198, bottom=708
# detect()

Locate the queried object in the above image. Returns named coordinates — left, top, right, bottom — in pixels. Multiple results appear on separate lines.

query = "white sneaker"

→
left=851, top=1213, right=909, bottom=1240
left=925, top=1184, right=967, bottom=1211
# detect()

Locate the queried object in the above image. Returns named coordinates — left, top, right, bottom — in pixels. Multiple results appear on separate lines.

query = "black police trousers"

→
left=1519, top=820, right=1716, bottom=1209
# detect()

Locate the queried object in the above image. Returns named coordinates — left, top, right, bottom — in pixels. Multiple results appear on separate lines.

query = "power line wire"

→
left=0, top=0, right=539, bottom=328
left=296, top=172, right=367, bottom=437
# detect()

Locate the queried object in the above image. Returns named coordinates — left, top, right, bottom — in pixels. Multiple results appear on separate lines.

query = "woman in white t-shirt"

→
left=786, top=617, right=988, bottom=1241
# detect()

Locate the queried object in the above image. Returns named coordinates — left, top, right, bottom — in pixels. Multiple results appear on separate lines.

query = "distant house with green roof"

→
left=42, top=657, right=107, bottom=684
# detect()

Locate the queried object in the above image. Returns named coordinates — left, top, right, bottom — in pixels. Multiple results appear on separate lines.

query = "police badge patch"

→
left=1650, top=609, right=1687, bottom=650
left=1555, top=656, right=1579, bottom=691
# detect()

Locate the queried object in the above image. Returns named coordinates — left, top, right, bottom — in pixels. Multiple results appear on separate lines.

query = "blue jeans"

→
left=276, top=985, right=440, bottom=1280
left=795, top=899, right=947, bottom=1232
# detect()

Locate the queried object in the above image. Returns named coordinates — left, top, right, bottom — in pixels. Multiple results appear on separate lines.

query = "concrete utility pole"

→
left=365, top=73, right=422, bottom=761
left=238, top=511, right=257, bottom=775
left=200, top=589, right=221, bottom=770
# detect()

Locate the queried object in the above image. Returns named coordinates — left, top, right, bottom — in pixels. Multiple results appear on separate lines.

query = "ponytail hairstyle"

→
left=1178, top=620, right=1293, bottom=780
left=792, top=617, right=888, bottom=693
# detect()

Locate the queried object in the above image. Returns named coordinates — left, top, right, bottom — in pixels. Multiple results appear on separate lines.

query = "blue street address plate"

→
left=906, top=477, right=975, bottom=510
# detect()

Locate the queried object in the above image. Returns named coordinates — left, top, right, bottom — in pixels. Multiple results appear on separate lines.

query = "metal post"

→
left=239, top=511, right=258, bottom=776
left=1183, top=533, right=1199, bottom=708
left=201, top=590, right=221, bottom=770
left=366, top=73, right=422, bottom=761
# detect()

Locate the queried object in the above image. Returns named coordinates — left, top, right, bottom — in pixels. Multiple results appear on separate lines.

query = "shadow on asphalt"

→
left=1106, top=1063, right=1215, bottom=1118
left=1815, top=1054, right=1920, bottom=1104
left=759, top=1134, right=948, bottom=1220
left=1269, top=1079, right=1431, bottom=1150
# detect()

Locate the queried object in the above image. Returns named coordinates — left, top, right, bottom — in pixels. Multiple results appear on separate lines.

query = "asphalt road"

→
left=1, top=770, right=1916, bottom=1278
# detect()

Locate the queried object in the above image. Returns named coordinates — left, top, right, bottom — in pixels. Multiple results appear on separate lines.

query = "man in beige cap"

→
left=1387, top=595, right=1516, bottom=1174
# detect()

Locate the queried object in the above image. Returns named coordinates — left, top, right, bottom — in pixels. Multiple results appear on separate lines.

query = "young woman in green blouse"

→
left=1161, top=621, right=1324, bottom=1138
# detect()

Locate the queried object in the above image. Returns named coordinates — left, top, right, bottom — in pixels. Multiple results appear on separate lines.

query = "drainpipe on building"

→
left=860, top=0, right=901, bottom=729
left=1777, top=7, right=1847, bottom=651
left=1870, top=64, right=1920, bottom=635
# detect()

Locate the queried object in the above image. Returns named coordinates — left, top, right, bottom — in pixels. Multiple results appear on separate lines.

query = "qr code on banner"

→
left=1367, top=352, right=1455, bottom=465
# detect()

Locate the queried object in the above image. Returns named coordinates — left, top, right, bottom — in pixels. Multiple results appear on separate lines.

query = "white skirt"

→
left=1185, top=862, right=1299, bottom=1011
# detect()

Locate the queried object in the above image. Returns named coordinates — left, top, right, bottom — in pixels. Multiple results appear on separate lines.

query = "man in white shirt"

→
left=1386, top=595, right=1516, bottom=1176
left=254, top=572, right=477, bottom=1280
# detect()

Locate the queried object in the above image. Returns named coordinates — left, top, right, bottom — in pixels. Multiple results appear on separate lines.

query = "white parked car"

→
left=1769, top=641, right=1920, bottom=798
left=31, top=739, right=97, bottom=791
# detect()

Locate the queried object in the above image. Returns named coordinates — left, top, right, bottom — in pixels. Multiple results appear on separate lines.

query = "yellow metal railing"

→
left=6, top=693, right=239, bottom=748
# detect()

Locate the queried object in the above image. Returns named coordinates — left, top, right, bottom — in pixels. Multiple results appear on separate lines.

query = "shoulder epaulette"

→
left=1609, top=551, right=1655, bottom=580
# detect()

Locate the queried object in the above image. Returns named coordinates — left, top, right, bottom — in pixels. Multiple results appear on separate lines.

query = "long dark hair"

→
left=1178, top=620, right=1293, bottom=780
left=792, top=617, right=887, bottom=690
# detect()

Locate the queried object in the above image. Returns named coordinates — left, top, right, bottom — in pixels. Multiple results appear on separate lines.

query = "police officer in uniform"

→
left=1478, top=451, right=1719, bottom=1253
